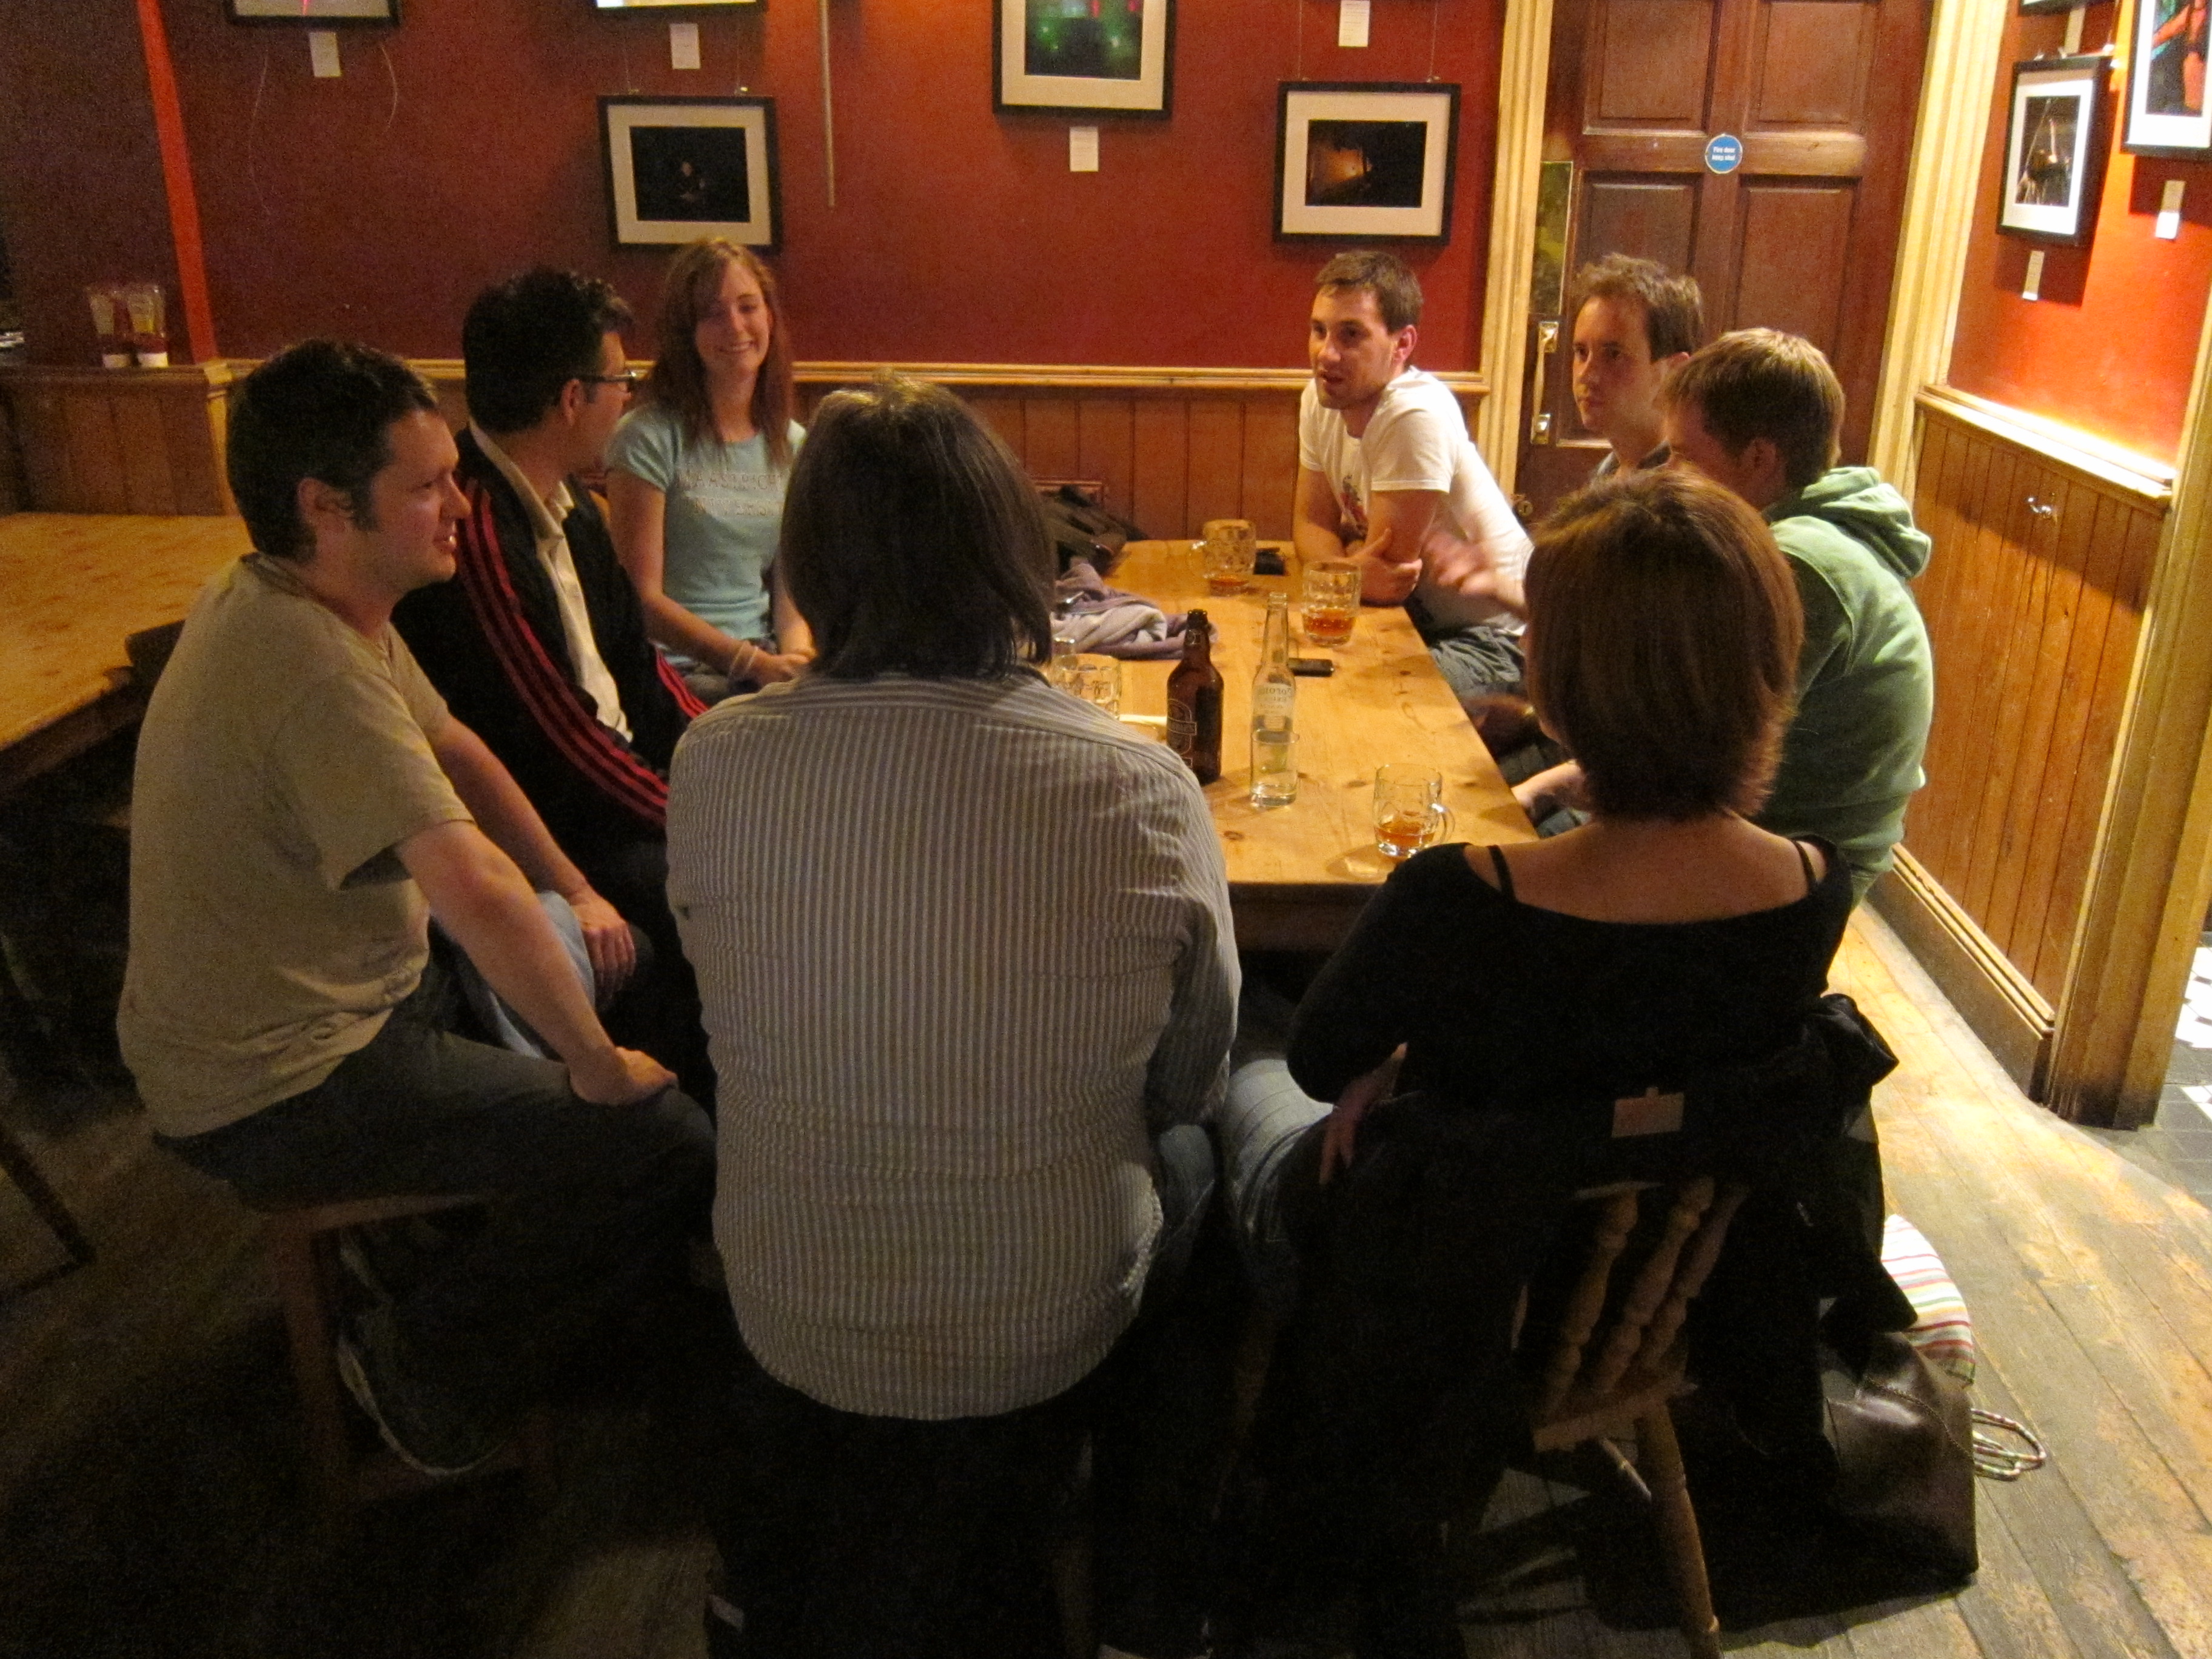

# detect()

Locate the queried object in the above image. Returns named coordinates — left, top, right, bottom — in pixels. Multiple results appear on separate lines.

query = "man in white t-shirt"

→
left=1292, top=250, right=1534, bottom=702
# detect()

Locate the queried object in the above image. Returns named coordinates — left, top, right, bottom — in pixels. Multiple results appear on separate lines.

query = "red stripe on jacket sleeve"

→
left=451, top=486, right=671, bottom=829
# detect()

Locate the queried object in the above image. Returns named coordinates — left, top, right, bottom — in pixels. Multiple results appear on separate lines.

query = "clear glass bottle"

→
left=1250, top=591, right=1298, bottom=807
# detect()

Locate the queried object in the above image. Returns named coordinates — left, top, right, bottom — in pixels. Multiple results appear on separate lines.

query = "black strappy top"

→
left=1286, top=837, right=1853, bottom=1113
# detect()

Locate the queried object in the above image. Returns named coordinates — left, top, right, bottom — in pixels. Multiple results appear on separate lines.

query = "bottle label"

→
left=1167, top=696, right=1196, bottom=756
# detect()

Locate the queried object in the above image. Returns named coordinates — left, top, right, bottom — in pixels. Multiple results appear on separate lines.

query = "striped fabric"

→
left=450, top=480, right=701, bottom=830
left=668, top=672, right=1239, bottom=1419
left=1882, top=1212, right=1976, bottom=1384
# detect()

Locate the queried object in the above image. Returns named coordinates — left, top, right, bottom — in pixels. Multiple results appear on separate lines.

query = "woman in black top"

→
left=1214, top=468, right=1857, bottom=1657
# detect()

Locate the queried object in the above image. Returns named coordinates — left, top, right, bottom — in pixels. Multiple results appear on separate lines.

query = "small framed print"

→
left=1275, top=82, right=1461, bottom=244
left=226, top=0, right=397, bottom=22
left=1997, top=55, right=2113, bottom=247
left=2125, top=0, right=2212, bottom=158
left=996, top=0, right=1173, bottom=119
left=600, top=96, right=779, bottom=250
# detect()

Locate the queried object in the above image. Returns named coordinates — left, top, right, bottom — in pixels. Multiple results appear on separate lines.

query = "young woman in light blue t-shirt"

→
left=608, top=240, right=809, bottom=703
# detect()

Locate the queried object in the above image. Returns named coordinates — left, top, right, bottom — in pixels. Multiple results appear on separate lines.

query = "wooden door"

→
left=1515, top=0, right=1932, bottom=516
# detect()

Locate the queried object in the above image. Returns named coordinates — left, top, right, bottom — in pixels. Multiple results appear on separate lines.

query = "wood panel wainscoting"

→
left=1872, top=385, right=2173, bottom=1101
left=793, top=364, right=1486, bottom=542
left=2, top=360, right=1487, bottom=546
left=0, top=363, right=235, bottom=516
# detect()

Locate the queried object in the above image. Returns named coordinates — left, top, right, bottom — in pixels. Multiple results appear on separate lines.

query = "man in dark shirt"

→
left=394, top=269, right=708, bottom=1092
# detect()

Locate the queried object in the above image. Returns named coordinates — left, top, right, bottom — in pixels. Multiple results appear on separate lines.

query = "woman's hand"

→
left=1319, top=1047, right=1406, bottom=1185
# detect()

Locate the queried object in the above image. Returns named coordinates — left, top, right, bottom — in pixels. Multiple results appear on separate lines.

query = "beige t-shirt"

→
left=119, top=555, right=473, bottom=1137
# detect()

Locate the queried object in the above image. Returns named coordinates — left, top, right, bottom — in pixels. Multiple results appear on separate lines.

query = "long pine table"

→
left=0, top=513, right=248, bottom=794
left=1110, top=539, right=1533, bottom=950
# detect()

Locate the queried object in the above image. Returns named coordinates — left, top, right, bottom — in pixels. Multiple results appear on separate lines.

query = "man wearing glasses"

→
left=396, top=267, right=709, bottom=1096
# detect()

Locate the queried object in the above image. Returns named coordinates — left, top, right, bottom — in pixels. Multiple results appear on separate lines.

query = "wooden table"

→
left=1110, top=539, right=1533, bottom=950
left=0, top=513, right=249, bottom=795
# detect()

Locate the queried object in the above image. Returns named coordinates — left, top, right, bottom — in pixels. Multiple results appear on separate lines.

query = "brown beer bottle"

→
left=1167, top=609, right=1224, bottom=784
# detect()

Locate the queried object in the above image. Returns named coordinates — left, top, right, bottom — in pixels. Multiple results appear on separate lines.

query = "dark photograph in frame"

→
left=1996, top=55, right=2113, bottom=248
left=600, top=96, right=780, bottom=250
left=1274, top=82, right=1461, bottom=243
left=994, top=0, right=1174, bottom=118
left=2126, top=0, right=2212, bottom=157
left=226, top=0, right=398, bottom=23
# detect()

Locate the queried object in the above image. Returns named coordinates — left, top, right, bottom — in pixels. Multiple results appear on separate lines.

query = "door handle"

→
left=1529, top=318, right=1560, bottom=445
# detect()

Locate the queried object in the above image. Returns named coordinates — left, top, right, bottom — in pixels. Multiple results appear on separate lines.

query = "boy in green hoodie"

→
left=1659, top=329, right=1933, bottom=899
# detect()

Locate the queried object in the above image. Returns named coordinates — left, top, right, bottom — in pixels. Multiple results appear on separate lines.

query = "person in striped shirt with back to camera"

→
left=667, top=373, right=1241, bottom=1659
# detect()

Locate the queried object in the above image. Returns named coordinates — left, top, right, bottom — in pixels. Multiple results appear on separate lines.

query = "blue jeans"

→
left=161, top=953, right=714, bottom=1425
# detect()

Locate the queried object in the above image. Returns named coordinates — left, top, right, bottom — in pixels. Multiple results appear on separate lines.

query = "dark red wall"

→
left=1948, top=2, right=2212, bottom=463
left=6, top=0, right=1505, bottom=374
left=0, top=0, right=184, bottom=366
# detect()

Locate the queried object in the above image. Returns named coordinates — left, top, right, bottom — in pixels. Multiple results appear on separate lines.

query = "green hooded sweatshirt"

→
left=1757, top=467, right=1934, bottom=900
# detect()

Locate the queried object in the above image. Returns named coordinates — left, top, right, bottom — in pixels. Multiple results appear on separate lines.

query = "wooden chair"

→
left=1523, top=1176, right=1748, bottom=1659
left=263, top=1192, right=552, bottom=1520
left=0, top=1113, right=94, bottom=1290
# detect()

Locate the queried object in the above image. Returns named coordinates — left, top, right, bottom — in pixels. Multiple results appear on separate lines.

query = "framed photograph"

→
left=2017, top=0, right=2075, bottom=13
left=226, top=0, right=397, bottom=22
left=1996, top=56, right=2113, bottom=247
left=1275, top=82, right=1461, bottom=244
left=2126, top=0, right=2212, bottom=156
left=600, top=96, right=779, bottom=250
left=995, top=0, right=1173, bottom=119
left=589, top=0, right=757, bottom=10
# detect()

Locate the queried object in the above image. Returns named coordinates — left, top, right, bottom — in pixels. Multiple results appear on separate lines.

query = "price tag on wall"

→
left=671, top=23, right=701, bottom=70
left=1338, top=1, right=1371, bottom=47
left=309, top=30, right=341, bottom=78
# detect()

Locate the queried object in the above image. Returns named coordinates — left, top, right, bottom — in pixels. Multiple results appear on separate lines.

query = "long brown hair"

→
left=641, top=238, right=797, bottom=469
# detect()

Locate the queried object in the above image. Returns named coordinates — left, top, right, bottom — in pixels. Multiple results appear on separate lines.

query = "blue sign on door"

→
left=1705, top=133, right=1743, bottom=174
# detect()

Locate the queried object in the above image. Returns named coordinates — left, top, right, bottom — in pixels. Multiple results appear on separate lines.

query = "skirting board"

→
left=1868, top=849, right=2056, bottom=1099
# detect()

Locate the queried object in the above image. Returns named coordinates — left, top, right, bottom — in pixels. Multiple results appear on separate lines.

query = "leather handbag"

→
left=1818, top=1326, right=1979, bottom=1581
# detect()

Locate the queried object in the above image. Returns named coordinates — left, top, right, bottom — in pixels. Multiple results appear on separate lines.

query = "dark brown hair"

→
left=1526, top=469, right=1802, bottom=820
left=1567, top=253, right=1704, bottom=360
left=779, top=375, right=1052, bottom=679
left=461, top=267, right=632, bottom=436
left=1660, top=328, right=1843, bottom=492
left=642, top=238, right=797, bottom=469
left=1316, top=249, right=1423, bottom=332
left=228, top=340, right=440, bottom=561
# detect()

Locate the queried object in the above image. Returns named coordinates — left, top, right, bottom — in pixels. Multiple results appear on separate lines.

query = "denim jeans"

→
left=162, top=954, right=714, bottom=1425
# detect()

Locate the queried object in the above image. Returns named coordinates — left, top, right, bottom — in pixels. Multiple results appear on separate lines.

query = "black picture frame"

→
left=1273, top=82, right=1461, bottom=244
left=994, top=0, right=1174, bottom=119
left=225, top=0, right=398, bottom=23
left=2017, top=0, right=2076, bottom=14
left=600, top=96, right=780, bottom=252
left=1996, top=55, right=2113, bottom=248
left=2125, top=0, right=2212, bottom=157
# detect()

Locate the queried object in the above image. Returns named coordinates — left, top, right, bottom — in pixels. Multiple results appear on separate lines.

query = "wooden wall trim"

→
left=395, top=358, right=1490, bottom=400
left=1918, top=384, right=2177, bottom=506
left=1469, top=0, right=1557, bottom=495
left=0, top=361, right=235, bottom=515
left=2049, top=290, right=2212, bottom=1127
left=1870, top=851, right=2056, bottom=1096
left=1866, top=0, right=2011, bottom=492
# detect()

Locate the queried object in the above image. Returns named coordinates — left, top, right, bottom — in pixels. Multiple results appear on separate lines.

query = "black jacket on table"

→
left=394, top=429, right=703, bottom=871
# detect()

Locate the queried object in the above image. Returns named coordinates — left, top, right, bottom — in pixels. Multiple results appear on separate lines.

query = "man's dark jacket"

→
left=393, top=429, right=701, bottom=871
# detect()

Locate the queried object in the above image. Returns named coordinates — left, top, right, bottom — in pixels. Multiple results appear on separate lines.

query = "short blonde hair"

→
left=1527, top=469, right=1803, bottom=820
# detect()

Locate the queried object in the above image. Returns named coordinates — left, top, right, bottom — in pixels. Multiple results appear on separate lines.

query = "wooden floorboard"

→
left=9, top=909, right=2212, bottom=1656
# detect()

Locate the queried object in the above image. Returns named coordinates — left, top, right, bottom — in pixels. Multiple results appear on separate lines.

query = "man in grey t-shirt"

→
left=127, top=341, right=711, bottom=1478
